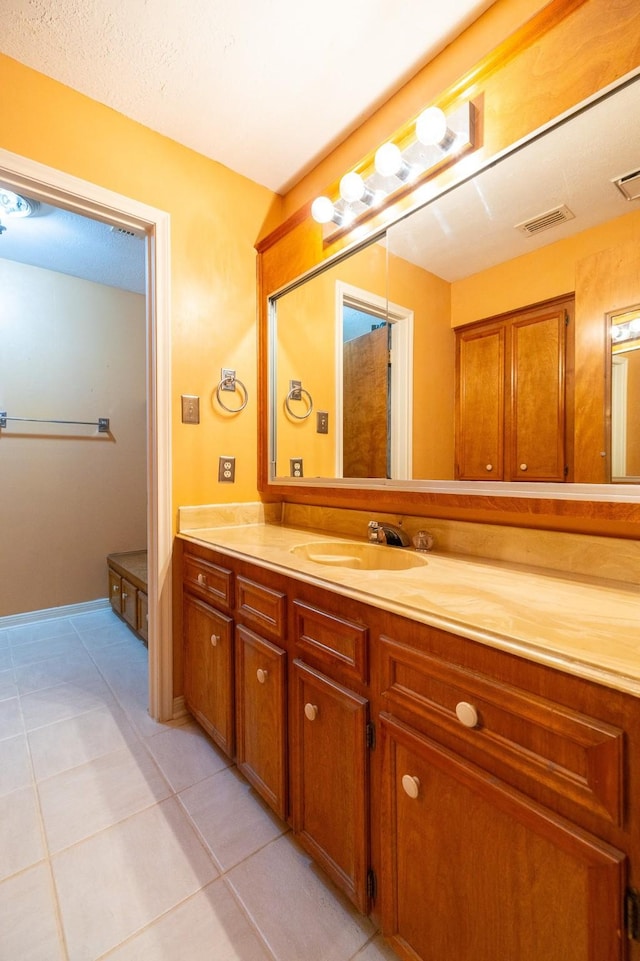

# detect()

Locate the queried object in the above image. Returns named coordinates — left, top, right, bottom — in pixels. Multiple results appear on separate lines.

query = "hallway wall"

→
left=0, top=259, right=146, bottom=615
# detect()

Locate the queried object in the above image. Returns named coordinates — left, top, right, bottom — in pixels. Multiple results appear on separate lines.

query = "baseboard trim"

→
left=0, top=598, right=110, bottom=629
left=172, top=695, right=188, bottom=720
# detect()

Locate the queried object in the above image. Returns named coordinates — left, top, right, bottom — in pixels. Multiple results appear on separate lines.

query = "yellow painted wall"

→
left=0, top=260, right=146, bottom=616
left=0, top=54, right=278, bottom=520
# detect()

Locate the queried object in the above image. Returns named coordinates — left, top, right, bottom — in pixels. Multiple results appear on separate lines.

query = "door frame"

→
left=335, top=281, right=413, bottom=479
left=0, top=147, right=173, bottom=721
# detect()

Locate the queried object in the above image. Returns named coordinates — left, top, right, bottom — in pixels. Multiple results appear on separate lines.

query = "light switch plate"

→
left=181, top=395, right=200, bottom=424
left=218, top=456, right=235, bottom=482
left=290, top=458, right=303, bottom=477
left=317, top=411, right=329, bottom=434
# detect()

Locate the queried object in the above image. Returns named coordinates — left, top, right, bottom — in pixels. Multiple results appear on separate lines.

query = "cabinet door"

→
left=509, top=304, right=567, bottom=481
left=455, top=323, right=505, bottom=479
left=108, top=569, right=122, bottom=615
left=292, top=659, right=369, bottom=912
left=236, top=625, right=287, bottom=819
left=380, top=714, right=626, bottom=961
left=121, top=577, right=138, bottom=630
left=183, top=593, right=234, bottom=757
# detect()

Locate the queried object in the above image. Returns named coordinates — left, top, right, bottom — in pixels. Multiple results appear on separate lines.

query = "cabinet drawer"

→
left=237, top=576, right=286, bottom=639
left=294, top=600, right=368, bottom=684
left=379, top=635, right=623, bottom=825
left=183, top=552, right=233, bottom=610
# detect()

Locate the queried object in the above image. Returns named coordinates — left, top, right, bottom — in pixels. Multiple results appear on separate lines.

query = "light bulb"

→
left=0, top=189, right=35, bottom=218
left=629, top=318, right=640, bottom=334
left=339, top=172, right=366, bottom=204
left=416, top=106, right=452, bottom=148
left=375, top=142, right=404, bottom=178
left=611, top=325, right=624, bottom=341
left=311, top=196, right=337, bottom=224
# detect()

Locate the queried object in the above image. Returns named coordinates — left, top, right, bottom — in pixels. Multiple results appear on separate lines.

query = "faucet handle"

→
left=368, top=520, right=381, bottom=542
left=413, top=530, right=435, bottom=552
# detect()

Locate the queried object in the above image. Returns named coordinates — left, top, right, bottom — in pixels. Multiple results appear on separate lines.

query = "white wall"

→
left=0, top=259, right=146, bottom=616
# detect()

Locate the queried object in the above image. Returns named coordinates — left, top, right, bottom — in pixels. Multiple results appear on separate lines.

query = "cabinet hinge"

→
left=625, top=888, right=640, bottom=941
left=367, top=868, right=377, bottom=901
left=564, top=310, right=569, bottom=326
left=366, top=721, right=376, bottom=750
left=564, top=465, right=569, bottom=476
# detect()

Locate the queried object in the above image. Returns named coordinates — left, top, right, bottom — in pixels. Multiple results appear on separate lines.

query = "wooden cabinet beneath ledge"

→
left=179, top=540, right=640, bottom=960
left=107, top=551, right=148, bottom=643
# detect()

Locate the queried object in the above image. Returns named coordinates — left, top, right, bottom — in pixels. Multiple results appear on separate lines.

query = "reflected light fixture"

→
left=0, top=189, right=37, bottom=219
left=312, top=100, right=476, bottom=239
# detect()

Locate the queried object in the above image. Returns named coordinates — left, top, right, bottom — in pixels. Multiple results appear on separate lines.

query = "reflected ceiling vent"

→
left=613, top=169, right=640, bottom=201
left=109, top=225, right=138, bottom=238
left=515, top=204, right=575, bottom=236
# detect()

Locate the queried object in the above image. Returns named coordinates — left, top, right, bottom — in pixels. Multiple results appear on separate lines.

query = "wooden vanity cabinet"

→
left=455, top=295, right=573, bottom=481
left=107, top=551, right=148, bottom=643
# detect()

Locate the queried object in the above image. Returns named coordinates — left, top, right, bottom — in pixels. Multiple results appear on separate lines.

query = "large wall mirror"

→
left=269, top=73, right=640, bottom=496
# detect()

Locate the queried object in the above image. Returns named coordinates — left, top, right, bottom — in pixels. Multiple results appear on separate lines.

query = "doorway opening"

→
left=0, top=148, right=173, bottom=721
left=335, top=281, right=413, bottom=479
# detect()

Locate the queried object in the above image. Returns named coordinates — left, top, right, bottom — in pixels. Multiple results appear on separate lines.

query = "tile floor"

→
left=0, top=606, right=398, bottom=961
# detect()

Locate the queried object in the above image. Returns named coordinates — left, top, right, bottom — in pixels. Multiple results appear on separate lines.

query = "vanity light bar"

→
left=311, top=100, right=476, bottom=239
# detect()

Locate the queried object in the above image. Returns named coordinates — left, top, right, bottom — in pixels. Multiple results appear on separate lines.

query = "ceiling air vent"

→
left=109, top=225, right=137, bottom=238
left=613, top=169, right=640, bottom=201
left=515, top=204, right=575, bottom=237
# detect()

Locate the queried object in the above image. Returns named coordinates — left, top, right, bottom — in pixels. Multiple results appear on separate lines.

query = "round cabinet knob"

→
left=304, top=703, right=318, bottom=721
left=455, top=701, right=479, bottom=729
left=401, top=774, right=420, bottom=799
left=112, top=584, right=119, bottom=593
left=485, top=464, right=493, bottom=472
left=210, top=634, right=219, bottom=647
left=197, top=573, right=206, bottom=585
left=520, top=463, right=528, bottom=472
left=122, top=592, right=128, bottom=600
left=256, top=668, right=268, bottom=684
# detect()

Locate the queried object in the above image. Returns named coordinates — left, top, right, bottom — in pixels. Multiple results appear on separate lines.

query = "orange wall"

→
left=0, top=260, right=146, bottom=616
left=0, top=53, right=278, bottom=520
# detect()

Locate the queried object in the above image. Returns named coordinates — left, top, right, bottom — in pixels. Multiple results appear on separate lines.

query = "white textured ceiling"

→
left=0, top=0, right=496, bottom=194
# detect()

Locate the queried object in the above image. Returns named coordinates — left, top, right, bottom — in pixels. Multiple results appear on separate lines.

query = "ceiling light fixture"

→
left=312, top=100, right=476, bottom=239
left=0, top=189, right=37, bottom=219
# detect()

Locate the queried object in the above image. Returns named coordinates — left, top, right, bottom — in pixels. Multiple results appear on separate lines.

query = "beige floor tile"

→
left=38, top=742, right=172, bottom=853
left=10, top=632, right=86, bottom=668
left=21, top=677, right=115, bottom=731
left=79, top=619, right=138, bottom=650
left=352, top=935, right=400, bottom=960
left=226, top=835, right=375, bottom=961
left=0, top=666, right=18, bottom=701
left=145, top=719, right=231, bottom=791
left=0, top=785, right=45, bottom=880
left=7, top=618, right=76, bottom=646
left=0, top=695, right=24, bottom=740
left=100, top=880, right=273, bottom=961
left=28, top=704, right=140, bottom=781
left=0, top=648, right=11, bottom=672
left=14, top=649, right=102, bottom=695
left=0, top=733, right=32, bottom=797
left=180, top=765, right=287, bottom=870
left=0, top=863, right=65, bottom=961
left=53, top=796, right=219, bottom=961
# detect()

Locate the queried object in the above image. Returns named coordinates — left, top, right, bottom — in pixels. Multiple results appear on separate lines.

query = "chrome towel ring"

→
left=285, top=384, right=313, bottom=420
left=215, top=368, right=248, bottom=413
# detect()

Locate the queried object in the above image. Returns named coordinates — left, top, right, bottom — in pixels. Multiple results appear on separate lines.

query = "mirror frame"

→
left=256, top=0, right=640, bottom=539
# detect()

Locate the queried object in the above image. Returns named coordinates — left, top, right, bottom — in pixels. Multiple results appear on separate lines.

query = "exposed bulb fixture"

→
left=311, top=195, right=341, bottom=225
left=611, top=315, right=640, bottom=343
left=339, top=171, right=373, bottom=205
left=311, top=99, right=475, bottom=233
left=0, top=189, right=37, bottom=219
left=374, top=143, right=410, bottom=180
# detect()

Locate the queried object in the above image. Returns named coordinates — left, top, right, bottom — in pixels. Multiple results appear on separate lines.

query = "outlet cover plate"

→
left=218, top=456, right=235, bottom=482
left=290, top=458, right=303, bottom=478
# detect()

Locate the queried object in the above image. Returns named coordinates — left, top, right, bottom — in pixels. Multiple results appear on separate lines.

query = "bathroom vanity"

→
left=178, top=522, right=640, bottom=961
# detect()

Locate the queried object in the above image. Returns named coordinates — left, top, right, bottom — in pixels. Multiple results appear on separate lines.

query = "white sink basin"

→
left=290, top=541, right=428, bottom=571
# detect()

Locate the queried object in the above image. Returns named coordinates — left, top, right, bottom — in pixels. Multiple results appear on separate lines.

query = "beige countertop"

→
left=178, top=523, right=640, bottom=698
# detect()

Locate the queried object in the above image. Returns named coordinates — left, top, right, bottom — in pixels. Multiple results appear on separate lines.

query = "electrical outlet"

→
left=290, top=458, right=303, bottom=478
left=317, top=411, right=329, bottom=434
left=181, top=395, right=200, bottom=424
left=218, top=456, right=235, bottom=482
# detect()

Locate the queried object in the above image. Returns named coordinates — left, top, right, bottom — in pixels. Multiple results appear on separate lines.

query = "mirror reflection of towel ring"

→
left=285, top=386, right=313, bottom=420
left=215, top=375, right=249, bottom=413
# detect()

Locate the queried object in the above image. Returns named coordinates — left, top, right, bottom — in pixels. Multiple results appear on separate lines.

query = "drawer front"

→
left=379, top=635, right=623, bottom=825
left=294, top=600, right=368, bottom=684
left=237, top=576, right=286, bottom=639
left=183, top=552, right=233, bottom=610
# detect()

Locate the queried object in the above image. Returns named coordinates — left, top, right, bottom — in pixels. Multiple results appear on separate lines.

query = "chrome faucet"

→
left=368, top=520, right=411, bottom=547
